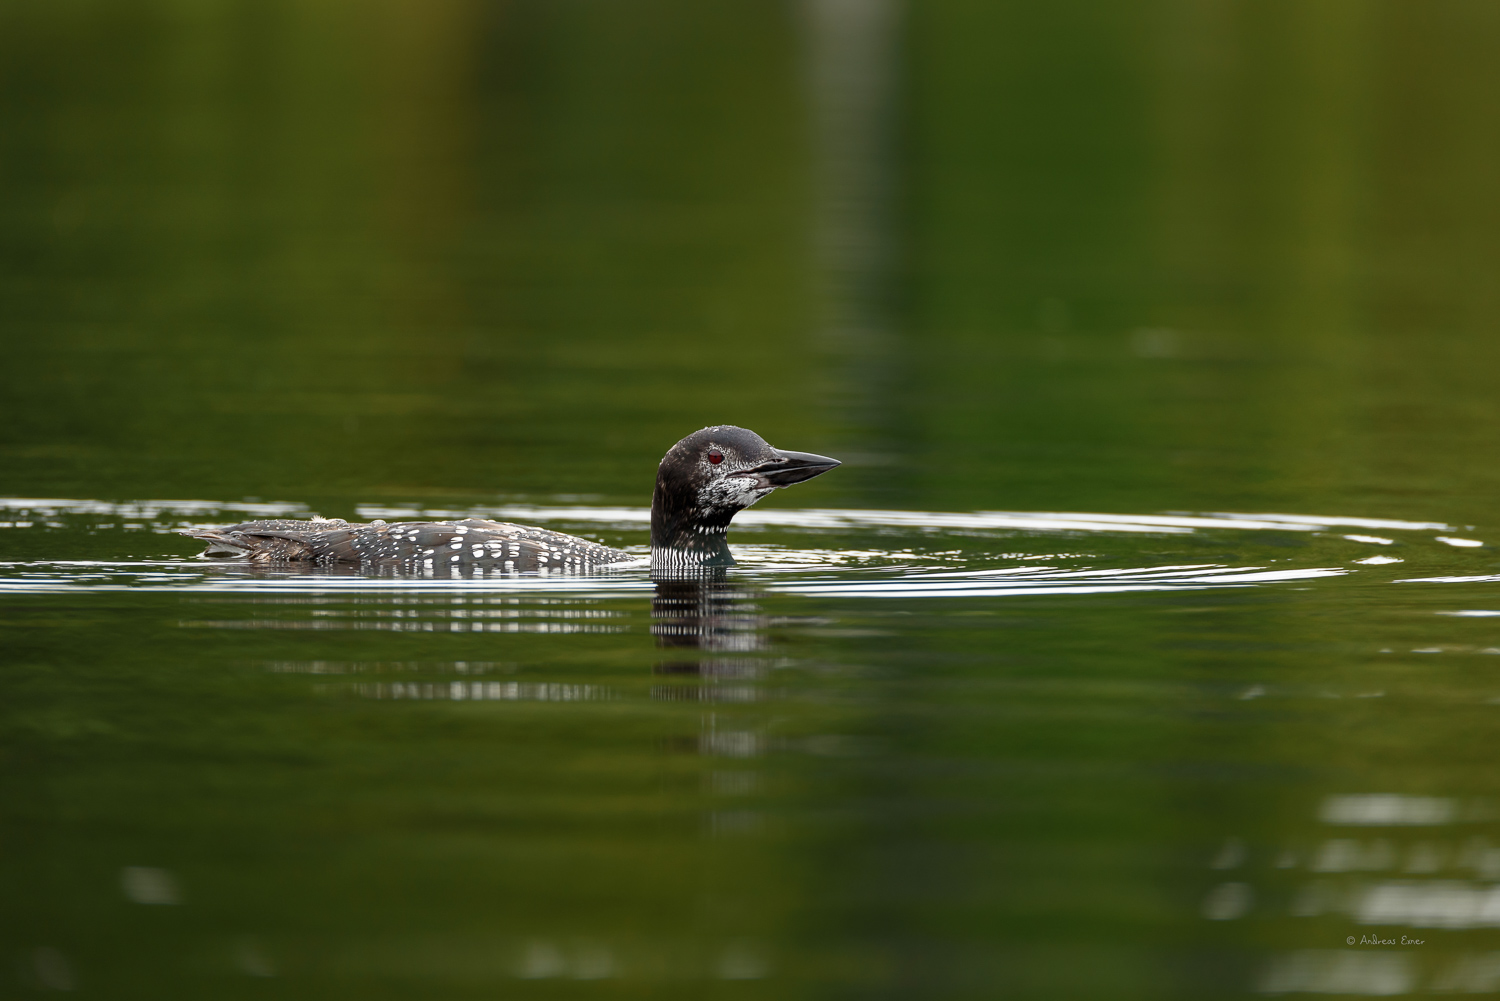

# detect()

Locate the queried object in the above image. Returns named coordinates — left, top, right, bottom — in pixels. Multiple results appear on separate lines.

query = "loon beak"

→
left=747, top=449, right=842, bottom=488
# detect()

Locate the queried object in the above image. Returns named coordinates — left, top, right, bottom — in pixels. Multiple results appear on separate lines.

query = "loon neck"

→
left=650, top=483, right=735, bottom=568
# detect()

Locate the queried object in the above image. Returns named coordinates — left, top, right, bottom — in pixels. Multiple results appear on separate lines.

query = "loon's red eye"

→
left=708, top=450, right=723, bottom=464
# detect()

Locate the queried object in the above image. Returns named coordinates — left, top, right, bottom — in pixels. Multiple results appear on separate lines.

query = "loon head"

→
left=650, top=426, right=840, bottom=569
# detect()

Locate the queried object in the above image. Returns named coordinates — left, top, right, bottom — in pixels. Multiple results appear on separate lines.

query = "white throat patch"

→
left=697, top=476, right=774, bottom=514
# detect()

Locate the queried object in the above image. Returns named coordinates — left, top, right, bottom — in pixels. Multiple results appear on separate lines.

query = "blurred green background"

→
left=3, top=0, right=1497, bottom=523
left=6, top=3, right=1500, bottom=998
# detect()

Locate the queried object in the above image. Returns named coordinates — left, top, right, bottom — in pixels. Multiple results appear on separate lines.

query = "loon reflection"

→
left=652, top=573, right=772, bottom=684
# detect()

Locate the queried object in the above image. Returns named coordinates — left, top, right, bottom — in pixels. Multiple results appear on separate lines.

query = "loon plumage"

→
left=181, top=426, right=840, bottom=572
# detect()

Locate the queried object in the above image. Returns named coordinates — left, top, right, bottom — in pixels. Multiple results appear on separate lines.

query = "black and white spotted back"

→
left=184, top=518, right=634, bottom=571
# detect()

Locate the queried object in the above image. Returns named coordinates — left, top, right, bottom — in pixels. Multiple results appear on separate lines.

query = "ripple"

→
left=0, top=498, right=1484, bottom=599
left=355, top=503, right=1455, bottom=536
left=763, top=563, right=1350, bottom=598
left=0, top=555, right=1349, bottom=598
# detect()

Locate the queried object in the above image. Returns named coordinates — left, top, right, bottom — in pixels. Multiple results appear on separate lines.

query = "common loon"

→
left=181, top=426, right=840, bottom=572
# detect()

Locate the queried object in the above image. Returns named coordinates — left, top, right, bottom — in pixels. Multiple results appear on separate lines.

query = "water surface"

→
left=4, top=1, right=1500, bottom=997
left=5, top=498, right=1500, bottom=996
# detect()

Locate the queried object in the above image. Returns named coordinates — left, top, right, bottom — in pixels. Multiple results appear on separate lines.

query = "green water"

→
left=4, top=1, right=1500, bottom=997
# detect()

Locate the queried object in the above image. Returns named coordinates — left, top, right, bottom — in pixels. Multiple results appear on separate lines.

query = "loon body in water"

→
left=181, top=426, right=839, bottom=572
